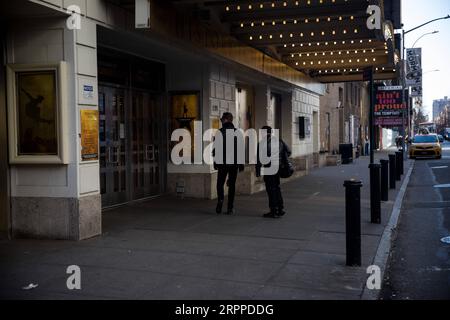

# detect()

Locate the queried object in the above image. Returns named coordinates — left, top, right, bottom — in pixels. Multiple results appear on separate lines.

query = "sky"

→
left=402, top=0, right=450, bottom=119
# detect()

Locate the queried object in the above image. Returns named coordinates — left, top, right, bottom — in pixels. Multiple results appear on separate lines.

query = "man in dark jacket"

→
left=256, top=126, right=291, bottom=218
left=213, top=113, right=244, bottom=215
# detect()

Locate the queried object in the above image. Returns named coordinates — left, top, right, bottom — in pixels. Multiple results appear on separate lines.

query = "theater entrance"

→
left=98, top=50, right=166, bottom=208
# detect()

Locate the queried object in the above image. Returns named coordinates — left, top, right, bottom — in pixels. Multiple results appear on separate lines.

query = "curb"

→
left=361, top=160, right=415, bottom=300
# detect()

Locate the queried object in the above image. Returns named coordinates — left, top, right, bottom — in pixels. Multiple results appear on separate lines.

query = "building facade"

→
left=436, top=105, right=450, bottom=135
left=433, top=96, right=450, bottom=123
left=0, top=0, right=326, bottom=240
left=0, top=0, right=399, bottom=240
left=319, top=82, right=370, bottom=158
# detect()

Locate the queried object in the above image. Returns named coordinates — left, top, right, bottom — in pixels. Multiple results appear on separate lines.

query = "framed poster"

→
left=211, top=117, right=221, bottom=130
left=169, top=92, right=200, bottom=161
left=170, top=92, right=200, bottom=133
left=80, top=110, right=99, bottom=162
left=7, top=62, right=68, bottom=164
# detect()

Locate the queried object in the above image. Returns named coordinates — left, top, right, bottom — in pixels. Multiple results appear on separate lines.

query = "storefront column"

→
left=6, top=16, right=101, bottom=240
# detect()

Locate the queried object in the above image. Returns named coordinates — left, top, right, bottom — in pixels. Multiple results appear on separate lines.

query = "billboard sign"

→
left=374, top=86, right=406, bottom=127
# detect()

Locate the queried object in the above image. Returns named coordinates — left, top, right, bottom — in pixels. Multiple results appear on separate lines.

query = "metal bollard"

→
left=398, top=151, right=404, bottom=175
left=395, top=152, right=402, bottom=181
left=389, top=154, right=396, bottom=189
left=369, top=164, right=382, bottom=224
left=380, top=160, right=389, bottom=202
left=344, top=180, right=363, bottom=267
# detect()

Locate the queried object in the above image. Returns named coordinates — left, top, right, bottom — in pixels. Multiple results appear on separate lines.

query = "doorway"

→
left=98, top=50, right=166, bottom=208
left=270, top=93, right=282, bottom=133
left=325, top=112, right=331, bottom=152
left=313, top=111, right=319, bottom=153
left=235, top=86, right=255, bottom=131
left=99, top=86, right=164, bottom=208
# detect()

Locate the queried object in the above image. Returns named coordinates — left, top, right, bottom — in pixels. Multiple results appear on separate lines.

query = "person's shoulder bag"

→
left=278, top=140, right=294, bottom=179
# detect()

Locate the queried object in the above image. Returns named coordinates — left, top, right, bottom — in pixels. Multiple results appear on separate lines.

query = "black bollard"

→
left=344, top=180, right=363, bottom=267
left=389, top=154, right=396, bottom=189
left=398, top=151, right=404, bottom=175
left=395, top=152, right=402, bottom=181
left=369, top=164, right=382, bottom=224
left=380, top=160, right=389, bottom=202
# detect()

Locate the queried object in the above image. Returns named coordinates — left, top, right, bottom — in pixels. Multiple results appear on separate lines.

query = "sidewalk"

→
left=0, top=151, right=412, bottom=300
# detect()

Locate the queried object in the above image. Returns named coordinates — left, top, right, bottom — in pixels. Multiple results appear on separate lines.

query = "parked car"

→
left=438, top=135, right=445, bottom=143
left=409, top=134, right=442, bottom=160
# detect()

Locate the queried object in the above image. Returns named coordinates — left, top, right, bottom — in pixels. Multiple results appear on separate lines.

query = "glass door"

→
left=130, top=91, right=162, bottom=200
left=99, top=86, right=128, bottom=208
left=99, top=86, right=163, bottom=208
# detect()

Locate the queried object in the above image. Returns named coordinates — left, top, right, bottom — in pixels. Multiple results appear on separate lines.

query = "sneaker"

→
left=226, top=208, right=235, bottom=215
left=277, top=209, right=286, bottom=217
left=216, top=201, right=224, bottom=214
left=263, top=212, right=279, bottom=219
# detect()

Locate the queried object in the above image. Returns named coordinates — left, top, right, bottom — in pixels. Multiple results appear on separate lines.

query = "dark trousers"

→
left=264, top=174, right=284, bottom=211
left=217, top=166, right=239, bottom=209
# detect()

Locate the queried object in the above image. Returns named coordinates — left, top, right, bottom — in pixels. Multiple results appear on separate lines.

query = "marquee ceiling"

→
left=170, top=0, right=400, bottom=82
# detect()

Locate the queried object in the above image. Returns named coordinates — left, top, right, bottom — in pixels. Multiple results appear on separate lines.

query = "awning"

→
left=170, top=0, right=400, bottom=83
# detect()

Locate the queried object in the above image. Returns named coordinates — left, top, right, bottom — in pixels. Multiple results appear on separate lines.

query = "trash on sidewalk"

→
left=440, top=236, right=450, bottom=244
left=22, top=283, right=39, bottom=290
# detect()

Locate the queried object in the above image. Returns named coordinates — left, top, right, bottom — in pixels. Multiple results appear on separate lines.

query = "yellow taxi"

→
left=409, top=134, right=442, bottom=159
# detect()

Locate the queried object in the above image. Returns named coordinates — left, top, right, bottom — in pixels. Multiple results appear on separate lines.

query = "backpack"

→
left=279, top=141, right=294, bottom=179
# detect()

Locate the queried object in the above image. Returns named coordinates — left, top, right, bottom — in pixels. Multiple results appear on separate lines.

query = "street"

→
left=382, top=141, right=450, bottom=300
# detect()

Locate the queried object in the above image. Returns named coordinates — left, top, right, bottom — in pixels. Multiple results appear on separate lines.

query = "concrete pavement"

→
left=0, top=151, right=412, bottom=300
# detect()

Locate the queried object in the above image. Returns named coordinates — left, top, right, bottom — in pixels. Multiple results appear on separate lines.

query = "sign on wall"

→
left=299, top=116, right=311, bottom=140
left=374, top=86, right=406, bottom=127
left=135, top=0, right=151, bottom=29
left=80, top=110, right=99, bottom=161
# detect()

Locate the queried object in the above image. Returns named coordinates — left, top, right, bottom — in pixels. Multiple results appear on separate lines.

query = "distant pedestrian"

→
left=396, top=135, right=403, bottom=149
left=213, top=113, right=244, bottom=215
left=256, top=126, right=292, bottom=219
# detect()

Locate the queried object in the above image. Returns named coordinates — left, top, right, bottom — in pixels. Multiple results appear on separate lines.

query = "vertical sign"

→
left=135, top=0, right=150, bottom=29
left=406, top=48, right=422, bottom=97
left=80, top=110, right=99, bottom=161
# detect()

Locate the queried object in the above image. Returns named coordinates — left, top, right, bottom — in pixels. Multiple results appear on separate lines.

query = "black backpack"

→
left=279, top=141, right=294, bottom=179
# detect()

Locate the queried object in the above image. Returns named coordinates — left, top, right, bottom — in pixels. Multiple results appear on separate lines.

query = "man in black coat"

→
left=213, top=113, right=244, bottom=215
left=256, top=126, right=291, bottom=218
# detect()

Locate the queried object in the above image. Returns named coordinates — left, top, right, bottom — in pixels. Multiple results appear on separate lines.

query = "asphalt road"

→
left=382, top=141, right=450, bottom=300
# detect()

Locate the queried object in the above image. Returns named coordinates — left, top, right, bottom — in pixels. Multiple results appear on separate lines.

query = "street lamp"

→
left=403, top=15, right=450, bottom=66
left=422, top=69, right=440, bottom=75
left=412, top=31, right=439, bottom=48
left=404, top=15, right=450, bottom=36
left=402, top=15, right=450, bottom=145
